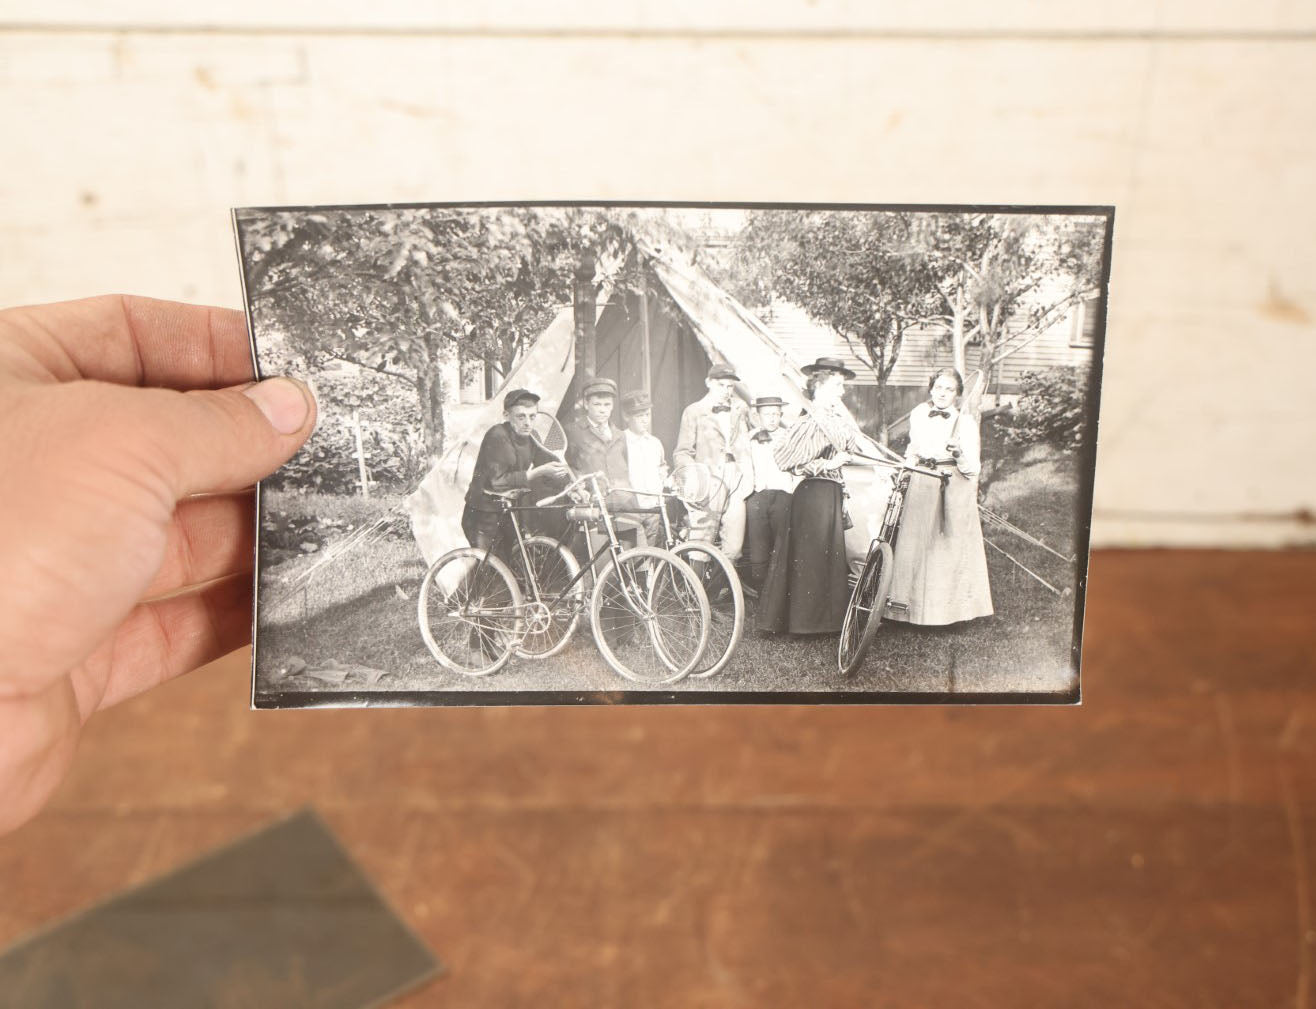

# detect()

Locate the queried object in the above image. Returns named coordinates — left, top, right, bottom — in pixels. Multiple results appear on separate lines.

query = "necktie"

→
left=752, top=431, right=772, bottom=444
left=928, top=408, right=951, bottom=419
left=711, top=405, right=730, bottom=414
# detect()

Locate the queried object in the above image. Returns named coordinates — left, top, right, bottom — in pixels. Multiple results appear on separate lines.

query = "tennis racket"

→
left=668, top=463, right=731, bottom=512
left=530, top=410, right=570, bottom=465
left=959, top=368, right=987, bottom=421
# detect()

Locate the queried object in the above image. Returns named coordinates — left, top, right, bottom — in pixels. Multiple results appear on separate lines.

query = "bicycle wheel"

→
left=838, top=541, right=894, bottom=677
left=510, top=535, right=584, bottom=659
left=590, top=547, right=710, bottom=685
left=672, top=541, right=744, bottom=679
left=418, top=548, right=523, bottom=676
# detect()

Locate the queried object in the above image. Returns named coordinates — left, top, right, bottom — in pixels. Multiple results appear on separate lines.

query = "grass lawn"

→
left=255, top=452, right=1085, bottom=702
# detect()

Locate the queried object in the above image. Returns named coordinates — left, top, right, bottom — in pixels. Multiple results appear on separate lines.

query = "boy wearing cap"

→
left=621, top=390, right=668, bottom=547
left=735, top=395, right=799, bottom=591
left=565, top=376, right=647, bottom=549
left=673, top=363, right=749, bottom=560
left=462, top=388, right=571, bottom=554
left=565, top=377, right=629, bottom=490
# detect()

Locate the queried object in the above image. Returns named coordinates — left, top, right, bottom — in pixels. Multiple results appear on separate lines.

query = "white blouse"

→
left=905, top=402, right=981, bottom=479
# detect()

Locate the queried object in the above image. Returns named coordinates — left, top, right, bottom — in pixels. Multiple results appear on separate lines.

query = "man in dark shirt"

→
left=462, top=388, right=571, bottom=553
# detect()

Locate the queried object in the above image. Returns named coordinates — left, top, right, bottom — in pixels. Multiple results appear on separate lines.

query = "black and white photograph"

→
left=235, top=203, right=1111, bottom=707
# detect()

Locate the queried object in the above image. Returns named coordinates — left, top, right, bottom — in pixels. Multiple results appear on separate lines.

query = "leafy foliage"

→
left=237, top=206, right=635, bottom=468
left=264, top=419, right=426, bottom=496
left=722, top=210, right=939, bottom=378
left=719, top=210, right=1106, bottom=431
left=997, top=366, right=1092, bottom=451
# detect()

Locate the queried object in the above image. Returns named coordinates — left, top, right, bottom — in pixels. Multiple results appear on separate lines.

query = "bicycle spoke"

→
left=420, top=552, right=522, bottom=675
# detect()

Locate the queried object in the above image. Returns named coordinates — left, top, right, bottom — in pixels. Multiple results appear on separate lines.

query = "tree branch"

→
left=322, top=348, right=417, bottom=387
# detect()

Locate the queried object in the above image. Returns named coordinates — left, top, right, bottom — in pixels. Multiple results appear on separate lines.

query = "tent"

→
left=556, top=240, right=809, bottom=450
left=406, top=304, right=580, bottom=568
left=407, top=240, right=892, bottom=571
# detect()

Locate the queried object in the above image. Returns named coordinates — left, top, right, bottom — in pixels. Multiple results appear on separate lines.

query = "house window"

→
left=1070, top=294, right=1100, bottom=348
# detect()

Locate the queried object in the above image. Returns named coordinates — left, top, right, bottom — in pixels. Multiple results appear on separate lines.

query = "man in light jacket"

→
left=673, top=363, right=749, bottom=560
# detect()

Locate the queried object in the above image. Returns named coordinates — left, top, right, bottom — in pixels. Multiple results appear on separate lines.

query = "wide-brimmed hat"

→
left=621, top=390, right=652, bottom=416
left=503, top=388, right=540, bottom=411
left=801, top=356, right=856, bottom=380
left=752, top=395, right=786, bottom=409
left=706, top=363, right=740, bottom=382
left=580, top=376, right=619, bottom=400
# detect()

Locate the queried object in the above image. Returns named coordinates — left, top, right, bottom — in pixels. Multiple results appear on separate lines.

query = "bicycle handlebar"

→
left=536, top=470, right=602, bottom=508
left=849, top=453, right=951, bottom=482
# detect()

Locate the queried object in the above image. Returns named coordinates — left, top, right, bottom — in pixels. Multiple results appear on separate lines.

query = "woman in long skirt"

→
left=757, top=358, right=868, bottom=635
left=887, top=368, right=993, bottom=625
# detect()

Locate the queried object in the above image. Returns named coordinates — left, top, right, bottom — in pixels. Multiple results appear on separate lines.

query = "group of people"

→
left=460, top=355, right=994, bottom=640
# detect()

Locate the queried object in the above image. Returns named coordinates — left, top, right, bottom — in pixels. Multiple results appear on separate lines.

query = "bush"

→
left=265, top=421, right=426, bottom=495
left=998, top=366, right=1090, bottom=452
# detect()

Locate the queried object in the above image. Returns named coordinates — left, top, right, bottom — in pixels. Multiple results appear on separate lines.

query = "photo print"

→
left=234, top=202, right=1112, bottom=707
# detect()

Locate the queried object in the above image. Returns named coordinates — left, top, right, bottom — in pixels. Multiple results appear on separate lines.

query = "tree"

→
left=237, top=206, right=628, bottom=468
left=907, top=213, right=1106, bottom=391
left=723, top=210, right=944, bottom=434
left=721, top=210, right=1106, bottom=430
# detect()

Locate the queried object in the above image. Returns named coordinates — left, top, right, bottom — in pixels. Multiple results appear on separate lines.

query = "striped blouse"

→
left=773, top=401, right=866, bottom=479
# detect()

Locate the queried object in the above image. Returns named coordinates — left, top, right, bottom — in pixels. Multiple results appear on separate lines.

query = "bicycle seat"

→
left=483, top=487, right=531, bottom=501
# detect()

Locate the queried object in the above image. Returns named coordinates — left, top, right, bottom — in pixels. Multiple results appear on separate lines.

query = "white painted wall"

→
left=2, top=4, right=1313, bottom=547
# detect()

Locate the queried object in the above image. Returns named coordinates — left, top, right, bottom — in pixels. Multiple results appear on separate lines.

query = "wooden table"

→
left=2, top=550, right=1313, bottom=1007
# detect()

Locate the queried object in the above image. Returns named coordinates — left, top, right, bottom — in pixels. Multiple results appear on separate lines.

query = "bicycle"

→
left=838, top=455, right=951, bottom=677
left=418, top=470, right=712, bottom=685
left=610, top=462, right=745, bottom=679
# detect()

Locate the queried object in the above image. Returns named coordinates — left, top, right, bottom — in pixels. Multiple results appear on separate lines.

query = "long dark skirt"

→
left=757, top=478, right=850, bottom=635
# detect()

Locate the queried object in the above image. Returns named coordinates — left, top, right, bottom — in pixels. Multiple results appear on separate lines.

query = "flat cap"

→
left=707, top=363, right=740, bottom=382
left=621, top=390, right=652, bottom=415
left=580, top=376, right=619, bottom=399
left=503, top=388, right=540, bottom=411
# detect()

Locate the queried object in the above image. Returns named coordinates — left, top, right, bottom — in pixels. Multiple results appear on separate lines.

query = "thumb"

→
left=96, top=376, right=317, bottom=499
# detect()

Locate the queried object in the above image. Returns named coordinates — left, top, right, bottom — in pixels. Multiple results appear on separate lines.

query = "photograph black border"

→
left=234, top=200, right=1114, bottom=710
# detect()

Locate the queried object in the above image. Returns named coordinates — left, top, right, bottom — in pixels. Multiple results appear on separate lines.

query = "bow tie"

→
left=711, top=405, right=731, bottom=414
left=752, top=430, right=772, bottom=443
left=928, top=408, right=951, bottom=419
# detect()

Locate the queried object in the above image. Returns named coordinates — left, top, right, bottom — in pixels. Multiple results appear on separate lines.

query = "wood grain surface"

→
left=1, top=14, right=1314, bottom=547
left=1, top=549, right=1312, bottom=1007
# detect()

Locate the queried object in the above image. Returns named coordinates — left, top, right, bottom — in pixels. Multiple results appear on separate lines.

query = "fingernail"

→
left=244, top=377, right=312, bottom=435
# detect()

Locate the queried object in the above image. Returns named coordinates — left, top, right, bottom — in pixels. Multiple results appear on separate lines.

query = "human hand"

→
left=532, top=461, right=571, bottom=482
left=0, top=296, right=316, bottom=835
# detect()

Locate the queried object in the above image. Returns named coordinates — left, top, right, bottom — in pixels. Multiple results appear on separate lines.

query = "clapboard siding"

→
left=765, top=300, right=1095, bottom=393
left=1, top=26, right=1313, bottom=546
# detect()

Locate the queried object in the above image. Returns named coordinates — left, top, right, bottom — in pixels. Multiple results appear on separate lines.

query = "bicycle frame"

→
left=487, top=472, right=662, bottom=621
left=851, top=459, right=951, bottom=585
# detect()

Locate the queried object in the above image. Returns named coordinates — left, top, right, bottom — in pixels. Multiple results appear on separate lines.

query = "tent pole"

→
left=639, top=281, right=652, bottom=396
left=573, top=250, right=597, bottom=382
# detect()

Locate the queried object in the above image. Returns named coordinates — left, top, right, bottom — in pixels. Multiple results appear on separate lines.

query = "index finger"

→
left=3, top=295, right=256, bottom=390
